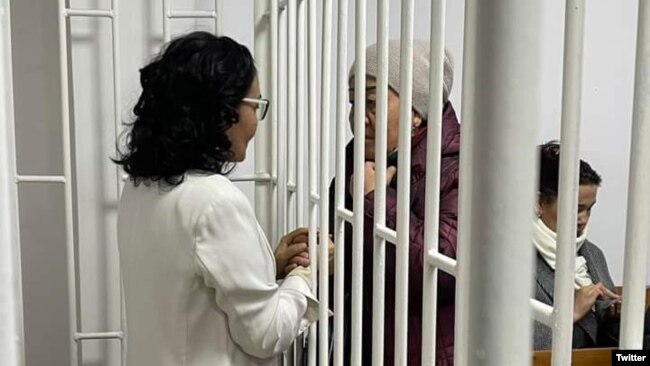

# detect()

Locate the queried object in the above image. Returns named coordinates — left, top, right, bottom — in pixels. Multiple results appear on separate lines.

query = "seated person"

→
left=533, top=141, right=621, bottom=349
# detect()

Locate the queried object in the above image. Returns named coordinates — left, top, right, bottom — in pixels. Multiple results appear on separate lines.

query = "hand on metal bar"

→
left=274, top=227, right=309, bottom=280
left=281, top=231, right=335, bottom=277
left=349, top=162, right=397, bottom=196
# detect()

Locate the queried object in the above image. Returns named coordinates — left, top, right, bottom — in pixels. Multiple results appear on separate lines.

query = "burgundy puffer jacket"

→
left=328, top=102, right=460, bottom=366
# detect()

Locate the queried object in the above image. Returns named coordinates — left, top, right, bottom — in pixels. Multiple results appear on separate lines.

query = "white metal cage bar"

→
left=57, top=0, right=81, bottom=363
left=278, top=5, right=289, bottom=235
left=167, top=10, right=216, bottom=19
left=426, top=251, right=456, bottom=278
left=162, top=0, right=220, bottom=43
left=318, top=0, right=334, bottom=364
left=65, top=9, right=114, bottom=18
left=333, top=0, right=349, bottom=364
left=296, top=0, right=307, bottom=233
left=619, top=0, right=650, bottom=350
left=551, top=1, right=586, bottom=365
left=351, top=0, right=367, bottom=364
left=336, top=207, right=354, bottom=224
left=15, top=175, right=67, bottom=183
left=462, top=1, right=541, bottom=365
left=420, top=0, right=447, bottom=364
left=270, top=0, right=280, bottom=246
left=287, top=0, right=298, bottom=229
left=530, top=298, right=555, bottom=327
left=0, top=1, right=25, bottom=364
left=394, top=1, right=415, bottom=364
left=298, top=0, right=317, bottom=362
left=58, top=0, right=129, bottom=364
left=452, top=0, right=478, bottom=364
left=110, top=0, right=124, bottom=206
left=74, top=331, right=123, bottom=341
left=371, top=0, right=389, bottom=364
left=254, top=1, right=274, bottom=247
left=375, top=225, right=397, bottom=249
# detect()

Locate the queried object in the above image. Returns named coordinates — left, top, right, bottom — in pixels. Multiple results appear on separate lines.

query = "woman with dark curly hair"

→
left=114, top=31, right=317, bottom=365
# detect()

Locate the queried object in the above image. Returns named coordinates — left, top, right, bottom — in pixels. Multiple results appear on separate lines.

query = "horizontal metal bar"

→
left=65, top=9, right=114, bottom=18
left=229, top=173, right=272, bottom=183
left=74, top=331, right=123, bottom=341
left=530, top=298, right=554, bottom=327
left=426, top=250, right=457, bottom=276
left=336, top=207, right=353, bottom=224
left=167, top=10, right=216, bottom=19
left=375, top=224, right=397, bottom=244
left=15, top=175, right=66, bottom=183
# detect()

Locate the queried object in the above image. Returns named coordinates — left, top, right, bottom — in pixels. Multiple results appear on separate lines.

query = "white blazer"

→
left=117, top=173, right=318, bottom=365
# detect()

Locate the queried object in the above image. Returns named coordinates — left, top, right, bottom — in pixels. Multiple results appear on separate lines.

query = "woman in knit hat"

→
left=330, top=39, right=460, bottom=366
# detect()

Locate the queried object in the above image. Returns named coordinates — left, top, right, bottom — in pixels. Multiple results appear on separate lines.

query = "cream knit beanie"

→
left=349, top=39, right=454, bottom=119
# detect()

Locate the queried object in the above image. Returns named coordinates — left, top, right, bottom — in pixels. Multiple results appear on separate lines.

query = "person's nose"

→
left=364, top=110, right=372, bottom=126
left=577, top=211, right=588, bottom=227
left=348, top=108, right=373, bottom=127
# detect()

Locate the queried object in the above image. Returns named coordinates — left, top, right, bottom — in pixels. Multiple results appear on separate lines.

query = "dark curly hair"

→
left=113, top=31, right=257, bottom=187
left=538, top=141, right=602, bottom=203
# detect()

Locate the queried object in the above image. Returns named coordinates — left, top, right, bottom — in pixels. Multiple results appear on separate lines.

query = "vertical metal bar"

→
left=463, top=0, right=541, bottom=365
left=619, top=0, right=650, bottom=350
left=279, top=7, right=289, bottom=235
left=394, top=1, right=414, bottom=365
left=287, top=0, right=297, bottom=229
left=254, top=0, right=273, bottom=241
left=298, top=0, right=316, bottom=363
left=551, top=1, right=586, bottom=365
left=421, top=0, right=446, bottom=364
left=162, top=0, right=171, bottom=42
left=371, top=0, right=389, bottom=364
left=214, top=0, right=221, bottom=35
left=0, top=1, right=25, bottom=364
left=270, top=0, right=280, bottom=245
left=58, top=0, right=80, bottom=364
left=296, top=0, right=306, bottom=228
left=109, top=1, right=126, bottom=363
left=319, top=0, right=333, bottom=364
left=278, top=7, right=291, bottom=364
left=111, top=0, right=123, bottom=205
left=351, top=0, right=367, bottom=364
left=333, top=0, right=349, bottom=364
left=453, top=1, right=478, bottom=364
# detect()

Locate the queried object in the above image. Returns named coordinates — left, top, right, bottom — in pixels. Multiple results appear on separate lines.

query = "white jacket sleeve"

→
left=193, top=195, right=318, bottom=359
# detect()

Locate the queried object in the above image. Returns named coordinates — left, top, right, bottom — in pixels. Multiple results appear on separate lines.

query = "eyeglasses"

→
left=242, top=97, right=270, bottom=121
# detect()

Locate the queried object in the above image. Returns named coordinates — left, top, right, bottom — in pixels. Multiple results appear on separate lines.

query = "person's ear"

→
left=535, top=193, right=543, bottom=218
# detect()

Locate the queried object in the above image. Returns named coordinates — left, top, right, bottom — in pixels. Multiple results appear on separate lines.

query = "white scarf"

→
left=533, top=218, right=593, bottom=289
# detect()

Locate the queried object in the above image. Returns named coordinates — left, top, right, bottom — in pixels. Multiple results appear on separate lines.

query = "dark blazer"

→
left=533, top=240, right=620, bottom=349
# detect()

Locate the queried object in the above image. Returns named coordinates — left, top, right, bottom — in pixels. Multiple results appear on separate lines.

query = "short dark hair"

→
left=538, top=141, right=602, bottom=202
left=113, top=31, right=256, bottom=187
